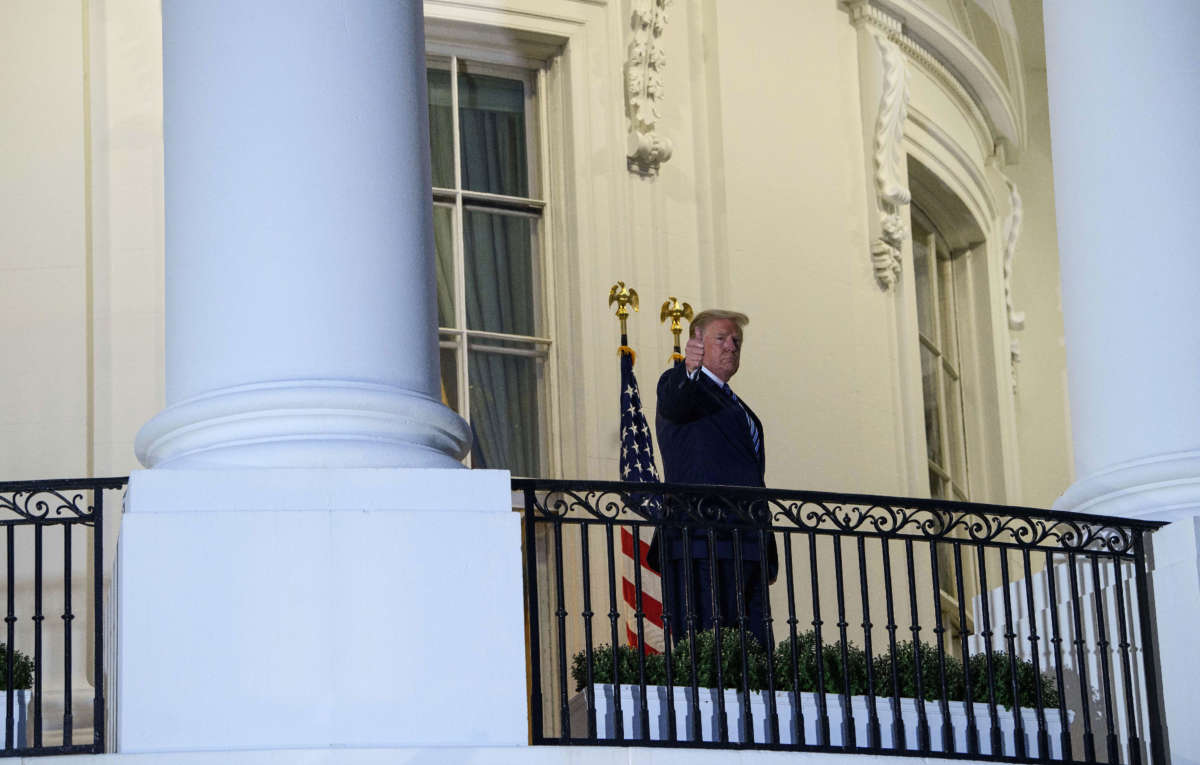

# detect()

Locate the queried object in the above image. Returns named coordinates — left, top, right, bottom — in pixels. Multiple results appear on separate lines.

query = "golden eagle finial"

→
left=660, top=296, right=694, bottom=361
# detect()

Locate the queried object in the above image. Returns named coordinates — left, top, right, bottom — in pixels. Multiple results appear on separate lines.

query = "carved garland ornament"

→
left=871, top=32, right=911, bottom=290
left=625, top=0, right=673, bottom=176
left=1001, top=174, right=1026, bottom=387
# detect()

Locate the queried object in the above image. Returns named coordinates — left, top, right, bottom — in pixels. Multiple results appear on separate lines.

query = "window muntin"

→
left=427, top=56, right=550, bottom=476
left=912, top=214, right=970, bottom=503
left=913, top=207, right=978, bottom=646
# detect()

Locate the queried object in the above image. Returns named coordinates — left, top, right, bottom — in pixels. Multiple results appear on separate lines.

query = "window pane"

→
left=944, top=370, right=968, bottom=491
left=936, top=542, right=956, bottom=596
left=463, top=210, right=536, bottom=336
left=458, top=71, right=528, bottom=197
left=939, top=256, right=960, bottom=366
left=427, top=68, right=454, bottom=189
left=433, top=204, right=456, bottom=328
left=929, top=469, right=945, bottom=500
left=920, top=345, right=943, bottom=467
left=467, top=343, right=543, bottom=476
left=913, top=234, right=936, bottom=341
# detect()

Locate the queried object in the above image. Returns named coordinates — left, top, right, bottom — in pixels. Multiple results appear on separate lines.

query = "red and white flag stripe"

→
left=620, top=526, right=664, bottom=653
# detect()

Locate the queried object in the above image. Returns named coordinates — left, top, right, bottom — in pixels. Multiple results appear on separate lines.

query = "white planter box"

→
left=569, top=684, right=1070, bottom=758
left=1, top=689, right=30, bottom=750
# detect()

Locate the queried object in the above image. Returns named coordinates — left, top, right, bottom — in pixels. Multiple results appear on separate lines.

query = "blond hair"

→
left=689, top=309, right=750, bottom=340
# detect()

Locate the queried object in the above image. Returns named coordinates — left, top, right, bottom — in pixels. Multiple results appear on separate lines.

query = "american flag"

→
left=618, top=349, right=665, bottom=653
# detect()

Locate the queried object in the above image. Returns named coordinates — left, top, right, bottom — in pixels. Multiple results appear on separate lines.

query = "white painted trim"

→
left=870, top=0, right=1025, bottom=158
left=897, top=118, right=1021, bottom=506
left=905, top=108, right=996, bottom=226
left=424, top=0, right=623, bottom=481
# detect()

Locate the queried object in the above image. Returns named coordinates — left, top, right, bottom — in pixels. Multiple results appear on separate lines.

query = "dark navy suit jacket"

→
left=651, top=362, right=777, bottom=579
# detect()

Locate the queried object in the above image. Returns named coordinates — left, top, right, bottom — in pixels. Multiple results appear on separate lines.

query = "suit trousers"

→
left=663, top=555, right=770, bottom=650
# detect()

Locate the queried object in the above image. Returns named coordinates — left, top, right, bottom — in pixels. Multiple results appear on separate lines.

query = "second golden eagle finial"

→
left=660, top=296, right=694, bottom=361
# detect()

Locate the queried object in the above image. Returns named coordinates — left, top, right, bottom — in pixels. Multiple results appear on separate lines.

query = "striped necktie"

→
left=722, top=383, right=761, bottom=456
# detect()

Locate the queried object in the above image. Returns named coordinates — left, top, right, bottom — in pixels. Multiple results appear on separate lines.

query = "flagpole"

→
left=659, top=296, right=693, bottom=362
left=608, top=281, right=667, bottom=654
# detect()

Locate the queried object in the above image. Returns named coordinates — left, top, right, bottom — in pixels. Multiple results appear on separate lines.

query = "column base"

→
left=134, top=380, right=472, bottom=469
left=116, top=467, right=525, bottom=753
left=1053, top=449, right=1200, bottom=521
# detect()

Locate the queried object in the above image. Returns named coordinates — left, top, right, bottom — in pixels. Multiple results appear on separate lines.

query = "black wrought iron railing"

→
left=515, top=479, right=1168, bottom=764
left=0, top=477, right=125, bottom=757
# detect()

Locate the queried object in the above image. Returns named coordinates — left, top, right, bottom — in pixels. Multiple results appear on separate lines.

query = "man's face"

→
left=700, top=318, right=742, bottom=382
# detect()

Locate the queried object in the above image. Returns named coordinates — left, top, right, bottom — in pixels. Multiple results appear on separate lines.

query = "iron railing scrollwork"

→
left=0, top=477, right=126, bottom=758
left=516, top=478, right=1168, bottom=764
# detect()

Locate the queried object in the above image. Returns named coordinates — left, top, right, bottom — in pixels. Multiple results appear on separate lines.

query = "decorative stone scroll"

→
left=871, top=31, right=911, bottom=289
left=625, top=0, right=673, bottom=176
left=1001, top=174, right=1026, bottom=388
left=848, top=1, right=912, bottom=290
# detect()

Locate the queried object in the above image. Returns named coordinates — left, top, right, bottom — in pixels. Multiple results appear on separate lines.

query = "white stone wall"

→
left=0, top=0, right=89, bottom=480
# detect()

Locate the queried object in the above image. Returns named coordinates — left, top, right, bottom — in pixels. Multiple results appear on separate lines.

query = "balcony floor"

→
left=32, top=746, right=1011, bottom=765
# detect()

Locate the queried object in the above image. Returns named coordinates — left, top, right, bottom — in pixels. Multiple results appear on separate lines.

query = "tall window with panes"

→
left=912, top=205, right=977, bottom=648
left=426, top=57, right=550, bottom=476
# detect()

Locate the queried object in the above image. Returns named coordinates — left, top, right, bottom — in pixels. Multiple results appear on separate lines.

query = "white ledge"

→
left=46, top=746, right=1041, bottom=765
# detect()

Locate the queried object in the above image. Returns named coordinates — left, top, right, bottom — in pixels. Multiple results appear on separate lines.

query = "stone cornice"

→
left=846, top=0, right=1024, bottom=162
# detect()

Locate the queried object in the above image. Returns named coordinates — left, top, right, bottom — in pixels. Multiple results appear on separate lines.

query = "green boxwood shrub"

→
left=0, top=645, right=32, bottom=690
left=772, top=629, right=871, bottom=696
left=868, top=639, right=966, bottom=701
left=966, top=649, right=1061, bottom=709
left=670, top=627, right=769, bottom=691
left=571, top=629, right=1059, bottom=709
left=571, top=643, right=665, bottom=692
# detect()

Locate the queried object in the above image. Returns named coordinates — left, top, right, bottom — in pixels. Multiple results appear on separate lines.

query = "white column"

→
left=1045, top=1, right=1200, bottom=522
left=118, top=1, right=525, bottom=753
left=1045, top=6, right=1200, bottom=763
left=134, top=0, right=469, bottom=469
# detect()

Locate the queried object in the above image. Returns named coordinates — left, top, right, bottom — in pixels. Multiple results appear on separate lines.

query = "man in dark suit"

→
left=652, top=309, right=777, bottom=649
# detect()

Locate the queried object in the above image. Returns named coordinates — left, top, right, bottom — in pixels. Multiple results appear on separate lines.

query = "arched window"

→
left=908, top=156, right=1004, bottom=648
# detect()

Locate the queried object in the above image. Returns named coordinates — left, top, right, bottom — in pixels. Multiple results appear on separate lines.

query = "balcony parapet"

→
left=515, top=479, right=1167, bottom=764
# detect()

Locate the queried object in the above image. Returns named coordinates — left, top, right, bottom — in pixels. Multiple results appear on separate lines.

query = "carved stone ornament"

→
left=1001, top=174, right=1026, bottom=389
left=625, top=0, right=673, bottom=176
left=871, top=31, right=911, bottom=290
left=872, top=239, right=901, bottom=289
